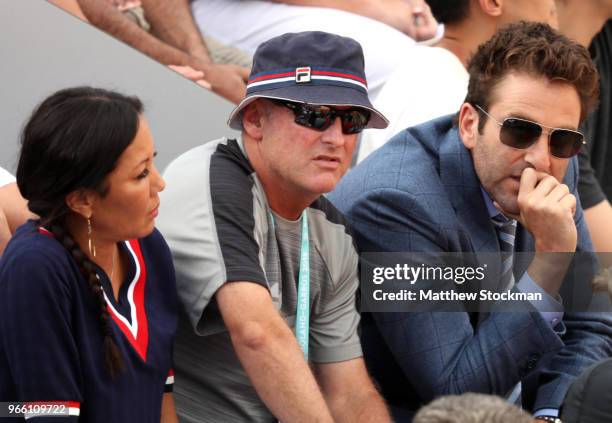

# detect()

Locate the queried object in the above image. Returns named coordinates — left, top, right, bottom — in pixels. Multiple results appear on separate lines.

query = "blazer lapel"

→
left=439, top=126, right=499, bottom=254
left=439, top=126, right=503, bottom=322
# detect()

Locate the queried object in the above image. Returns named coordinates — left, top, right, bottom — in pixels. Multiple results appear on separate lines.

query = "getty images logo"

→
left=295, top=67, right=311, bottom=83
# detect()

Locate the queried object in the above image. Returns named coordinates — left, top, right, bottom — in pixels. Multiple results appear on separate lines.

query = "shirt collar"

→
left=480, top=186, right=506, bottom=220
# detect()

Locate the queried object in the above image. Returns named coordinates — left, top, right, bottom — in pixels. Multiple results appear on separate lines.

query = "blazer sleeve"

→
left=346, top=186, right=566, bottom=402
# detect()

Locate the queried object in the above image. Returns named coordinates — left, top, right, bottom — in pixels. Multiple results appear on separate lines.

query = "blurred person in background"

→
left=413, top=393, right=533, bottom=423
left=185, top=0, right=439, bottom=102
left=556, top=1, right=612, bottom=255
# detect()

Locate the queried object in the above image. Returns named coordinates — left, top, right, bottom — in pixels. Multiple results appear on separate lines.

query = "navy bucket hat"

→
left=228, top=31, right=388, bottom=130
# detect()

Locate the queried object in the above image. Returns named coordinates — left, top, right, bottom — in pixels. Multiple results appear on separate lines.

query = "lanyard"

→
left=270, top=211, right=310, bottom=359
left=295, top=211, right=310, bottom=359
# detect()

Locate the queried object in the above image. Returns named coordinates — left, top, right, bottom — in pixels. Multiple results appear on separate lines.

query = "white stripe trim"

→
left=311, top=75, right=367, bottom=90
left=103, top=241, right=141, bottom=338
left=247, top=75, right=367, bottom=91
left=247, top=76, right=294, bottom=89
left=24, top=406, right=80, bottom=419
left=165, top=375, right=175, bottom=385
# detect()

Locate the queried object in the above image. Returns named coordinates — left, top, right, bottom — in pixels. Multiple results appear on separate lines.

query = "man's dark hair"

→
left=426, top=0, right=470, bottom=25
left=465, top=21, right=600, bottom=131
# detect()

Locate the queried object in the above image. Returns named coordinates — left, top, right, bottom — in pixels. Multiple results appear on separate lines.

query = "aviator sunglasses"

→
left=475, top=104, right=585, bottom=159
left=272, top=99, right=371, bottom=134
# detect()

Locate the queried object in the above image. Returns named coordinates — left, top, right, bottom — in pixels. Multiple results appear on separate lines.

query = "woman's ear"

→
left=65, top=188, right=96, bottom=219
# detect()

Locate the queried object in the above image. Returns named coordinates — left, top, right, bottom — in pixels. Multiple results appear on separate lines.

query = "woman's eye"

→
left=137, top=169, right=150, bottom=179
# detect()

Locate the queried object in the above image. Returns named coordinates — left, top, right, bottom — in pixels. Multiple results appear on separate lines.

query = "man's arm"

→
left=48, top=0, right=88, bottom=20
left=77, top=0, right=196, bottom=68
left=76, top=0, right=248, bottom=103
left=216, top=281, right=334, bottom=423
left=140, top=0, right=249, bottom=103
left=140, top=0, right=210, bottom=63
left=160, top=393, right=178, bottom=423
left=0, top=182, right=33, bottom=254
left=313, top=358, right=392, bottom=423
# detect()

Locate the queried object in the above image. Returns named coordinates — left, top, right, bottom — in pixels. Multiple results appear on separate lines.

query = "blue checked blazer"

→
left=330, top=115, right=612, bottom=421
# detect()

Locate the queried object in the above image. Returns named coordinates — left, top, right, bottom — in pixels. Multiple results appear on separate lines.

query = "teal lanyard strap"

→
left=295, top=211, right=310, bottom=359
left=269, top=211, right=310, bottom=360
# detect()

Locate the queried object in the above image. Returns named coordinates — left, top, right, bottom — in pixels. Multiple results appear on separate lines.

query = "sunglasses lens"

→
left=500, top=118, right=541, bottom=149
left=311, top=106, right=334, bottom=131
left=340, top=110, right=370, bottom=134
left=550, top=129, right=584, bottom=158
left=281, top=101, right=370, bottom=134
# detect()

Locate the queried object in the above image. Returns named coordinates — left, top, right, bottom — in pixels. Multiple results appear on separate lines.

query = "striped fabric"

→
left=246, top=67, right=368, bottom=94
left=492, top=215, right=517, bottom=292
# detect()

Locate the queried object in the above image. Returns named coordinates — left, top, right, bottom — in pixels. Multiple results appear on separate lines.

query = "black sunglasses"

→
left=271, top=99, right=371, bottom=134
left=475, top=105, right=585, bottom=159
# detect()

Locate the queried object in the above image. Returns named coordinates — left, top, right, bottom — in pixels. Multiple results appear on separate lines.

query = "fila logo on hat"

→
left=295, top=67, right=311, bottom=83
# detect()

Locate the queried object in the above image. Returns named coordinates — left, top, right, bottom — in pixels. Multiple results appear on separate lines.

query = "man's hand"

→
left=499, top=168, right=577, bottom=253
left=195, top=62, right=249, bottom=104
left=495, top=168, right=577, bottom=296
left=368, top=0, right=438, bottom=41
left=168, top=65, right=212, bottom=89
left=407, top=0, right=439, bottom=42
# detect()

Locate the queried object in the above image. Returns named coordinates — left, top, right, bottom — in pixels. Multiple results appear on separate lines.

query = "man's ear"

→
left=242, top=101, right=265, bottom=141
left=65, top=189, right=96, bottom=219
left=458, top=102, right=480, bottom=150
left=477, top=0, right=503, bottom=18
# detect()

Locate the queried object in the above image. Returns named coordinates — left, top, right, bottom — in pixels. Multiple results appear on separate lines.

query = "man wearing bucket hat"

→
left=157, top=31, right=391, bottom=422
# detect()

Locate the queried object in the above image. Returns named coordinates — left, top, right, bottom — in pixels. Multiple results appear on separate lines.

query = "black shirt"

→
left=578, top=20, right=612, bottom=209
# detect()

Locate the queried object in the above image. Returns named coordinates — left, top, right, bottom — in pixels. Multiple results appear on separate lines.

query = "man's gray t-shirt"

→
left=157, top=137, right=363, bottom=422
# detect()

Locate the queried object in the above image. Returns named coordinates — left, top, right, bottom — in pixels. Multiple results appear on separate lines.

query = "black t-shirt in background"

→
left=578, top=20, right=612, bottom=209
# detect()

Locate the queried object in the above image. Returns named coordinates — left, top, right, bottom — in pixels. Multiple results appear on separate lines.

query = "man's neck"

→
left=436, top=20, right=494, bottom=68
left=265, top=183, right=315, bottom=221
left=558, top=2, right=611, bottom=47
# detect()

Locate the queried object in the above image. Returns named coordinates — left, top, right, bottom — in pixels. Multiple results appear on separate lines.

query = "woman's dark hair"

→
left=17, top=86, right=144, bottom=377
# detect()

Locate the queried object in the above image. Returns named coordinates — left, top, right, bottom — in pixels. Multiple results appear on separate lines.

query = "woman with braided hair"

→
left=0, top=87, right=178, bottom=422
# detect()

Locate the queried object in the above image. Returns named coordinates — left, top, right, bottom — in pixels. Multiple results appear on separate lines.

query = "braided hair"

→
left=16, top=86, right=143, bottom=377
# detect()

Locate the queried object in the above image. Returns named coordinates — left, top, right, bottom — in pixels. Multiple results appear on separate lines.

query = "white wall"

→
left=0, top=0, right=238, bottom=175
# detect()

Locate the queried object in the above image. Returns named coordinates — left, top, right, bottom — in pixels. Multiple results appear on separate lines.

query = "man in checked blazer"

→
left=330, top=22, right=612, bottom=422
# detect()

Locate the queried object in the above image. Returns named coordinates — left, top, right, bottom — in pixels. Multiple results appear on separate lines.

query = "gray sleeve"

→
left=157, top=142, right=267, bottom=336
left=309, top=241, right=362, bottom=363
